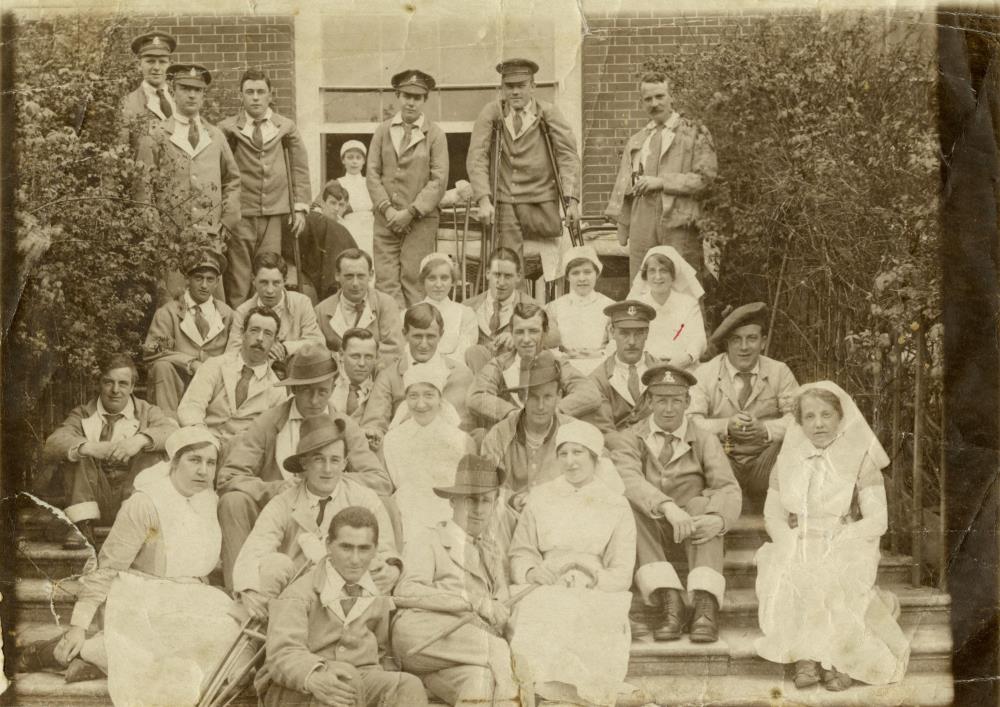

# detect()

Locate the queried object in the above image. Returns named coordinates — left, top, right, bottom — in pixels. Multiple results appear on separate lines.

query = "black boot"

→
left=652, top=588, right=685, bottom=641
left=16, top=634, right=62, bottom=673
left=65, top=658, right=105, bottom=683
left=689, top=590, right=719, bottom=643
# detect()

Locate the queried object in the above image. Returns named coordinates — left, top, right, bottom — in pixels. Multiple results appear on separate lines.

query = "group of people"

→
left=19, top=29, right=912, bottom=707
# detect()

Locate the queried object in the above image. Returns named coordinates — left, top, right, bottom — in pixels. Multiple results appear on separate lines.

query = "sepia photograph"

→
left=0, top=0, right=996, bottom=705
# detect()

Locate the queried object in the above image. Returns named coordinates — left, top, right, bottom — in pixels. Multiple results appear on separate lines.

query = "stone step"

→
left=719, top=514, right=769, bottom=551
left=16, top=540, right=96, bottom=579
left=15, top=578, right=82, bottom=624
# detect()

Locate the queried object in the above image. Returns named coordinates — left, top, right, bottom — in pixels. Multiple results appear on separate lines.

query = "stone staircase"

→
left=10, top=499, right=954, bottom=706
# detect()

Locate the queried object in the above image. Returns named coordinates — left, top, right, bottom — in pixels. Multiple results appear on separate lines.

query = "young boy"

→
left=299, top=180, right=359, bottom=302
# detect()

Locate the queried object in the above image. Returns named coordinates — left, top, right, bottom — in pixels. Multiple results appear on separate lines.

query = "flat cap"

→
left=169, top=64, right=212, bottom=88
left=604, top=300, right=656, bottom=329
left=709, top=302, right=768, bottom=346
left=391, top=69, right=436, bottom=94
left=131, top=32, right=176, bottom=57
left=642, top=363, right=697, bottom=392
left=496, top=58, right=539, bottom=79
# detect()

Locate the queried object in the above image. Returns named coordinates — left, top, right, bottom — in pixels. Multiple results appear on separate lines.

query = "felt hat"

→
left=508, top=350, right=561, bottom=391
left=642, top=363, right=697, bottom=393
left=169, top=64, right=212, bottom=88
left=275, top=344, right=338, bottom=386
left=391, top=69, right=436, bottom=94
left=165, top=426, right=220, bottom=461
left=282, top=416, right=347, bottom=474
left=495, top=58, right=539, bottom=80
left=433, top=455, right=505, bottom=498
left=604, top=299, right=657, bottom=329
left=709, top=302, right=769, bottom=347
left=131, top=32, right=176, bottom=57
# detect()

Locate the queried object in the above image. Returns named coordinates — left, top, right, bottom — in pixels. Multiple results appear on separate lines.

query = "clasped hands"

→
left=727, top=412, right=767, bottom=444
left=384, top=207, right=414, bottom=236
left=659, top=501, right=725, bottom=545
left=80, top=434, right=149, bottom=465
left=306, top=661, right=360, bottom=707
left=525, top=556, right=602, bottom=589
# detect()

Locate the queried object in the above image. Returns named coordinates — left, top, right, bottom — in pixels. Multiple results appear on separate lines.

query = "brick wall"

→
left=131, top=15, right=296, bottom=122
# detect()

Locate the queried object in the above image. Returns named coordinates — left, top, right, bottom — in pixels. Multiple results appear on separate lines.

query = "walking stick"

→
left=460, top=197, right=471, bottom=301
left=538, top=116, right=583, bottom=248
left=281, top=136, right=303, bottom=290
left=478, top=120, right=503, bottom=295
left=404, top=583, right=539, bottom=658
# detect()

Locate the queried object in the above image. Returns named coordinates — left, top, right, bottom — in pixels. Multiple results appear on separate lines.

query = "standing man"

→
left=367, top=69, right=449, bottom=308
left=120, top=32, right=176, bottom=147
left=143, top=249, right=232, bottom=417
left=605, top=71, right=718, bottom=279
left=467, top=58, right=580, bottom=261
left=218, top=69, right=312, bottom=308
left=330, top=328, right=380, bottom=422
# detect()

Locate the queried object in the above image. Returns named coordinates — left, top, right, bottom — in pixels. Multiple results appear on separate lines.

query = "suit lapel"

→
left=222, top=362, right=241, bottom=412
left=716, top=359, right=740, bottom=409
left=178, top=305, right=203, bottom=346
left=291, top=487, right=318, bottom=535
left=81, top=408, right=103, bottom=443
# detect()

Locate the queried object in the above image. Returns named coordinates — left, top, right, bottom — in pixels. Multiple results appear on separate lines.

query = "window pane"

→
left=439, top=88, right=497, bottom=122
left=322, top=90, right=384, bottom=123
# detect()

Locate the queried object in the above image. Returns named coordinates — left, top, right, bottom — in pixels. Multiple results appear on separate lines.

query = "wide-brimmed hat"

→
left=166, top=426, right=220, bottom=461
left=709, top=302, right=769, bottom=347
left=508, top=350, right=561, bottom=391
left=433, top=455, right=505, bottom=498
left=276, top=344, right=338, bottom=387
left=283, top=416, right=347, bottom=474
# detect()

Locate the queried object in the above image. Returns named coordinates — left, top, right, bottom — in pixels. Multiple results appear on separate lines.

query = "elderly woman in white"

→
left=383, top=361, right=477, bottom=544
left=18, top=427, right=240, bottom=706
left=755, top=381, right=910, bottom=691
left=418, top=252, right=478, bottom=363
left=627, top=244, right=706, bottom=367
left=507, top=420, right=636, bottom=707
left=545, top=244, right=615, bottom=376
left=337, top=139, right=375, bottom=256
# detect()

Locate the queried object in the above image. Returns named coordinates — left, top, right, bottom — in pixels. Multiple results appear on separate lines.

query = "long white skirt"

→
left=104, top=572, right=241, bottom=706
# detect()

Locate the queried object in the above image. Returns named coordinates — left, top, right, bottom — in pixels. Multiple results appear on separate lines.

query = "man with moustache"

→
left=219, top=69, right=312, bottom=308
left=330, top=328, right=379, bottom=422
left=143, top=249, right=233, bottom=417
left=605, top=71, right=718, bottom=279
left=120, top=32, right=176, bottom=147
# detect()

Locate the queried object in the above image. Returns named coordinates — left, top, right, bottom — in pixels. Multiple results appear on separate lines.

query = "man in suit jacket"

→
left=176, top=306, right=288, bottom=452
left=367, top=69, right=449, bottom=308
left=216, top=345, right=391, bottom=588
left=43, top=354, right=177, bottom=547
left=392, top=456, right=520, bottom=706
left=607, top=364, right=741, bottom=644
left=218, top=69, right=312, bottom=308
left=315, top=249, right=403, bottom=358
left=226, top=251, right=325, bottom=365
left=262, top=506, right=427, bottom=707
left=605, top=71, right=718, bottom=278
left=120, top=32, right=176, bottom=149
left=467, top=58, right=580, bottom=258
left=330, top=328, right=379, bottom=423
left=143, top=249, right=233, bottom=416
left=688, top=302, right=799, bottom=504
left=589, top=300, right=658, bottom=432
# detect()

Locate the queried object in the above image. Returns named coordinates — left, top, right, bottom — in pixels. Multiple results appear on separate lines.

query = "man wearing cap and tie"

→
left=467, top=58, right=581, bottom=258
left=176, top=306, right=288, bottom=453
left=606, top=364, right=741, bottom=644
left=688, top=302, right=798, bottom=505
left=589, top=299, right=659, bottom=432
left=219, top=69, right=312, bottom=308
left=120, top=32, right=176, bottom=147
left=367, top=69, right=449, bottom=308
left=216, top=343, right=392, bottom=588
left=392, top=455, right=521, bottom=707
left=605, top=70, right=718, bottom=279
left=143, top=249, right=233, bottom=417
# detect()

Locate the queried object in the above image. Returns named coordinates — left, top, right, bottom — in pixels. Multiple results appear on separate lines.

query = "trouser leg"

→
left=146, top=360, right=190, bottom=417
left=494, top=203, right=523, bottom=260
left=733, top=440, right=781, bottom=506
left=373, top=224, right=406, bottom=309
left=226, top=217, right=259, bottom=308
left=631, top=508, right=683, bottom=605
left=64, top=458, right=132, bottom=525
left=400, top=217, right=438, bottom=308
left=359, top=667, right=429, bottom=707
left=218, top=490, right=262, bottom=590
left=659, top=225, right=702, bottom=276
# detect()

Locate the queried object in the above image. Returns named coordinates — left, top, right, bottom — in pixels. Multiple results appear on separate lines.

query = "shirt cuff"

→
left=303, top=662, right=326, bottom=691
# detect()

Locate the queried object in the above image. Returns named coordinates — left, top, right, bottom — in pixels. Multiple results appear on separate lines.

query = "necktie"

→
left=188, top=119, right=199, bottom=150
left=316, top=496, right=332, bottom=528
left=644, top=126, right=662, bottom=176
left=489, top=303, right=502, bottom=336
left=99, top=413, right=124, bottom=442
left=657, top=431, right=674, bottom=468
left=252, top=119, right=265, bottom=150
left=235, top=365, right=254, bottom=408
left=155, top=87, right=172, bottom=118
left=401, top=122, right=414, bottom=152
left=512, top=111, right=524, bottom=135
left=737, top=371, right=755, bottom=409
left=341, top=582, right=362, bottom=614
left=352, top=300, right=366, bottom=327
left=193, top=304, right=210, bottom=340
left=346, top=385, right=359, bottom=416
left=627, top=364, right=641, bottom=404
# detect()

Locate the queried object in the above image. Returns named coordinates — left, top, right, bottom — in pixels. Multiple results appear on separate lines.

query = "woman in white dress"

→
left=337, top=139, right=375, bottom=257
left=755, top=381, right=910, bottom=691
left=18, top=427, right=241, bottom=706
left=627, top=245, right=706, bottom=367
left=508, top=420, right=636, bottom=707
left=545, top=244, right=614, bottom=375
left=418, top=252, right=478, bottom=362
left=382, top=361, right=477, bottom=544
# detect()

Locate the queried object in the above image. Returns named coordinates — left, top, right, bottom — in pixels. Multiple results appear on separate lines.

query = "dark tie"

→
left=188, top=120, right=199, bottom=150
left=235, top=365, right=254, bottom=408
left=252, top=119, right=265, bottom=150
left=657, top=431, right=674, bottom=468
left=193, top=305, right=210, bottom=340
left=346, top=385, right=359, bottom=416
left=645, top=126, right=662, bottom=176
left=512, top=111, right=524, bottom=135
left=155, top=87, right=172, bottom=118
left=401, top=123, right=414, bottom=152
left=99, top=413, right=124, bottom=442
left=489, top=303, right=502, bottom=336
left=316, top=496, right=332, bottom=528
left=341, top=582, right=362, bottom=614
left=627, top=364, right=641, bottom=404
left=737, top=371, right=754, bottom=409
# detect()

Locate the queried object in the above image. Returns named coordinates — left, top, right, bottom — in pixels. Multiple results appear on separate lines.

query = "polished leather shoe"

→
left=16, top=634, right=62, bottom=673
left=688, top=590, right=719, bottom=643
left=652, top=588, right=685, bottom=641
left=64, top=658, right=105, bottom=683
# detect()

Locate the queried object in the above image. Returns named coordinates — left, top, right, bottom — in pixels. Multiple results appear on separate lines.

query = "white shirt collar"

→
left=322, top=560, right=378, bottom=600
left=614, top=354, right=648, bottom=376
left=96, top=396, right=137, bottom=421
left=391, top=112, right=425, bottom=130
left=724, top=356, right=760, bottom=382
left=184, top=290, right=216, bottom=315
left=172, top=112, right=200, bottom=128
left=142, top=80, right=168, bottom=97
left=648, top=414, right=686, bottom=443
left=255, top=290, right=287, bottom=313
left=508, top=99, right=538, bottom=120
left=237, top=352, right=271, bottom=381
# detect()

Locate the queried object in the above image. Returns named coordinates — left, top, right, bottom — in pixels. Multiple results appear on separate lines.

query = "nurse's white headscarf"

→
left=627, top=245, right=704, bottom=300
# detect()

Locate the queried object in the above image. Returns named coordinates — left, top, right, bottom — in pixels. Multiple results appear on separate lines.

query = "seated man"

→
left=262, top=506, right=428, bottom=707
left=216, top=344, right=392, bottom=588
left=143, top=249, right=232, bottom=416
left=361, top=303, right=474, bottom=447
left=226, top=251, right=325, bottom=365
left=42, top=354, right=177, bottom=548
left=607, top=364, right=741, bottom=644
left=589, top=300, right=659, bottom=432
left=315, top=248, right=403, bottom=358
left=467, top=302, right=604, bottom=430
left=298, top=179, right=359, bottom=303
left=176, top=306, right=288, bottom=452
left=688, top=302, right=798, bottom=505
left=233, top=416, right=400, bottom=622
left=463, top=247, right=560, bottom=373
left=330, top=328, right=379, bottom=422
left=392, top=455, right=520, bottom=707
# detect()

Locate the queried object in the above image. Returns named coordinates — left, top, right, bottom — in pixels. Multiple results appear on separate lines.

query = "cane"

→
left=538, top=116, right=583, bottom=248
left=281, top=136, right=303, bottom=290
left=460, top=198, right=471, bottom=301
left=478, top=120, right=503, bottom=294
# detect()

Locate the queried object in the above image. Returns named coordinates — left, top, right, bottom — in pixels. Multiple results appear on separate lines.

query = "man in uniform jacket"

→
left=330, top=328, right=379, bottom=423
left=687, top=302, right=798, bottom=506
left=605, top=71, right=718, bottom=279
left=367, top=69, right=448, bottom=308
left=607, top=364, right=741, bottom=644
left=589, top=300, right=658, bottom=432
left=218, top=69, right=312, bottom=308
left=120, top=32, right=176, bottom=148
left=143, top=249, right=232, bottom=417
left=467, top=58, right=581, bottom=258
left=43, top=354, right=177, bottom=548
